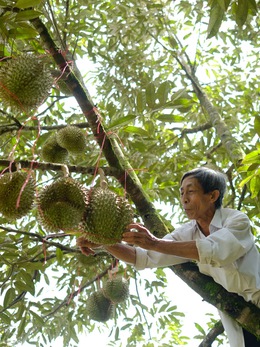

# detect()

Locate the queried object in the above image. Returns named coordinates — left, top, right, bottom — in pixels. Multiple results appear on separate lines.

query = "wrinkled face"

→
left=180, top=176, right=216, bottom=221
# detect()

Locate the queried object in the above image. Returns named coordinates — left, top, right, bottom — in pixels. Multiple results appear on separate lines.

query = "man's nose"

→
left=181, top=193, right=189, bottom=203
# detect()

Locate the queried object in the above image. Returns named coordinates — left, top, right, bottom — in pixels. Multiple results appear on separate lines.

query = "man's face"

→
left=180, top=176, right=216, bottom=221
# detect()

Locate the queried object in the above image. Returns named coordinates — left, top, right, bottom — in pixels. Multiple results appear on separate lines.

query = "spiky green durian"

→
left=0, top=54, right=53, bottom=113
left=41, top=134, right=69, bottom=163
left=37, top=177, right=88, bottom=232
left=86, top=290, right=113, bottom=322
left=83, top=187, right=133, bottom=245
left=56, top=125, right=87, bottom=154
left=0, top=171, right=35, bottom=220
left=103, top=276, right=129, bottom=304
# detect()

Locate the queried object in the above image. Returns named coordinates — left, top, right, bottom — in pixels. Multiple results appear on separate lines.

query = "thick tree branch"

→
left=174, top=54, right=245, bottom=166
left=0, top=121, right=90, bottom=136
left=0, top=159, right=119, bottom=177
left=171, top=262, right=260, bottom=338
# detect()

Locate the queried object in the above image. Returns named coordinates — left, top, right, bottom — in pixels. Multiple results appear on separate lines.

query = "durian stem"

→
left=98, top=168, right=108, bottom=189
left=61, top=165, right=70, bottom=177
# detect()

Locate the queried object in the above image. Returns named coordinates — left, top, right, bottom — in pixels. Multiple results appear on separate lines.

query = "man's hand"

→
left=122, top=223, right=159, bottom=250
left=77, top=236, right=102, bottom=256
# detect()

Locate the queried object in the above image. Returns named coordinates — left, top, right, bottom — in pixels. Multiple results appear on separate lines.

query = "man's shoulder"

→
left=217, top=207, right=250, bottom=222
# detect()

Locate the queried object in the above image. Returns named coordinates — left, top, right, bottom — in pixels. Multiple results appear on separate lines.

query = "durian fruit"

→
left=0, top=171, right=35, bottom=220
left=0, top=54, right=53, bottom=113
left=83, top=186, right=133, bottom=245
left=37, top=177, right=88, bottom=232
left=103, top=276, right=130, bottom=304
left=56, top=125, right=87, bottom=155
left=41, top=134, right=69, bottom=163
left=86, top=290, right=113, bottom=322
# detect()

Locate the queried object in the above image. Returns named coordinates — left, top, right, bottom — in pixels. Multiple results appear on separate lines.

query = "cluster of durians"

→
left=86, top=276, right=130, bottom=322
left=37, top=176, right=134, bottom=245
left=41, top=125, right=87, bottom=163
left=0, top=171, right=133, bottom=247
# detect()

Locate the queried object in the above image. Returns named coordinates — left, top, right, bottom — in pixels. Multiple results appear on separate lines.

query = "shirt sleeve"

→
left=196, top=212, right=254, bottom=267
left=135, top=227, right=192, bottom=270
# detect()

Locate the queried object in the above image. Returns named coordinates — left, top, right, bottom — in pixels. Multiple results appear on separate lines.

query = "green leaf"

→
left=157, top=81, right=170, bottom=106
left=249, top=175, right=260, bottom=198
left=15, top=9, right=42, bottom=21
left=15, top=0, right=42, bottom=8
left=109, top=114, right=137, bottom=129
left=157, top=114, right=185, bottom=123
left=242, top=150, right=260, bottom=165
left=195, top=322, right=206, bottom=335
left=30, top=310, right=45, bottom=326
left=56, top=248, right=63, bottom=264
left=254, top=116, right=260, bottom=136
left=136, top=91, right=146, bottom=113
left=235, top=0, right=249, bottom=27
left=9, top=25, right=38, bottom=39
left=3, top=287, right=16, bottom=308
left=0, top=313, right=11, bottom=324
left=207, top=0, right=225, bottom=38
left=146, top=82, right=156, bottom=109
left=123, top=126, right=150, bottom=137
left=17, top=316, right=26, bottom=338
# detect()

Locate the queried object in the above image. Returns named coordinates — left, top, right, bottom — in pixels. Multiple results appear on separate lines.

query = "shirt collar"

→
left=210, top=208, right=223, bottom=229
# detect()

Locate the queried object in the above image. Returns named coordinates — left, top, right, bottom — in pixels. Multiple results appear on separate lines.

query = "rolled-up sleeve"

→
left=134, top=224, right=195, bottom=270
left=196, top=213, right=254, bottom=267
left=135, top=246, right=189, bottom=270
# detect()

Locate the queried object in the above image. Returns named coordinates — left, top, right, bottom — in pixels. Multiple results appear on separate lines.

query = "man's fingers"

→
left=81, top=246, right=95, bottom=256
left=126, top=223, right=148, bottom=232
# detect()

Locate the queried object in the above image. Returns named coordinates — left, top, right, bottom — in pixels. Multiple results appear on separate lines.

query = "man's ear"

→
left=210, top=190, right=220, bottom=203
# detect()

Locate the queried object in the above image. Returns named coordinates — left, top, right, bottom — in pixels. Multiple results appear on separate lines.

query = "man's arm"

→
left=122, top=223, right=199, bottom=261
left=77, top=236, right=136, bottom=265
left=104, top=244, right=136, bottom=265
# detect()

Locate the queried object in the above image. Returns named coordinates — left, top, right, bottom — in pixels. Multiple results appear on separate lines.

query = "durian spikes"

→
left=82, top=170, right=133, bottom=245
left=56, top=125, right=86, bottom=155
left=41, top=134, right=69, bottom=164
left=86, top=290, right=113, bottom=322
left=37, top=177, right=88, bottom=232
left=0, top=171, right=35, bottom=220
left=103, top=275, right=130, bottom=303
left=40, top=126, right=86, bottom=163
left=0, top=54, right=53, bottom=113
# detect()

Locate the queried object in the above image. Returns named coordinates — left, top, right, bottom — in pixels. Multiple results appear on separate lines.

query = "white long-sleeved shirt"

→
left=135, top=208, right=260, bottom=346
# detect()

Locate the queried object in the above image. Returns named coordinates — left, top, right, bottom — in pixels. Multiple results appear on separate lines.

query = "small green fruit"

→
left=0, top=171, right=35, bottom=220
left=86, top=290, right=113, bottom=322
left=56, top=125, right=86, bottom=155
left=103, top=276, right=129, bottom=303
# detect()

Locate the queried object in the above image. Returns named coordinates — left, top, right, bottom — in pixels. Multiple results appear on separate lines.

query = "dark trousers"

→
left=243, top=328, right=260, bottom=347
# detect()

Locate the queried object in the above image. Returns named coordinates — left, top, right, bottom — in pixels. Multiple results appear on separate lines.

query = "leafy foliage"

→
left=0, top=0, right=259, bottom=346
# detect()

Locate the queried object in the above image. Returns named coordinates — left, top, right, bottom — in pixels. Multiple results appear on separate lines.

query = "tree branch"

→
left=0, top=160, right=119, bottom=177
left=198, top=320, right=224, bottom=347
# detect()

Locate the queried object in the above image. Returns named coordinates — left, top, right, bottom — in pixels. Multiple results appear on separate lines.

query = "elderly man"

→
left=78, top=167, right=260, bottom=347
